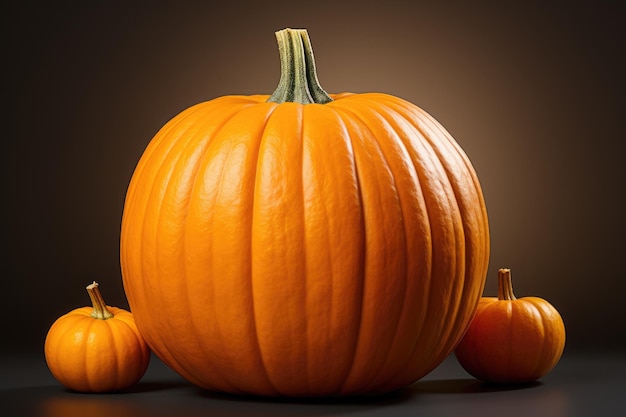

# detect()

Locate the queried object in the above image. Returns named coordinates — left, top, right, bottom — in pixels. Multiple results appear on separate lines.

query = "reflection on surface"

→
left=35, top=384, right=404, bottom=417
left=28, top=379, right=574, bottom=417
left=413, top=378, right=542, bottom=394
left=411, top=378, right=572, bottom=416
left=41, top=396, right=141, bottom=417
left=3, top=353, right=620, bottom=417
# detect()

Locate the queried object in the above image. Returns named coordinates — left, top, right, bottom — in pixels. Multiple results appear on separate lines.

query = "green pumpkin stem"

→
left=497, top=268, right=517, bottom=301
left=86, top=281, right=114, bottom=320
left=267, top=28, right=333, bottom=105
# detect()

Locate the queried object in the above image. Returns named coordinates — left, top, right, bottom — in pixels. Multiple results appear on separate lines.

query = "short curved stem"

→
left=267, top=28, right=333, bottom=104
left=86, top=281, right=114, bottom=320
left=497, top=268, right=517, bottom=301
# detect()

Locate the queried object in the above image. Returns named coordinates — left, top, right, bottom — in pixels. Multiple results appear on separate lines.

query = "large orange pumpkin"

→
left=120, top=28, right=490, bottom=396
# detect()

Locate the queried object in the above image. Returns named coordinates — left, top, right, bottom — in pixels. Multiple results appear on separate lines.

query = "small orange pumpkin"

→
left=44, top=282, right=150, bottom=392
left=454, top=268, right=566, bottom=384
left=120, top=28, right=490, bottom=396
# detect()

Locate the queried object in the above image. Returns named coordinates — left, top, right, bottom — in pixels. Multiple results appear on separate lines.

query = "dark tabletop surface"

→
left=1, top=349, right=624, bottom=417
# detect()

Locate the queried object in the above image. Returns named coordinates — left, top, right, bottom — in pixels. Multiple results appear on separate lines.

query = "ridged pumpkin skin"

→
left=454, top=269, right=566, bottom=384
left=44, top=304, right=150, bottom=392
left=121, top=28, right=489, bottom=396
left=120, top=90, right=490, bottom=396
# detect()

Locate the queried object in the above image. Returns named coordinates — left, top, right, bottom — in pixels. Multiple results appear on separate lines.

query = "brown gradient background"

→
left=3, top=0, right=625, bottom=355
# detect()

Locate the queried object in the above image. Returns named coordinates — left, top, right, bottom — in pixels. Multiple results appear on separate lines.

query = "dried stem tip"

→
left=86, top=281, right=114, bottom=320
left=497, top=268, right=517, bottom=301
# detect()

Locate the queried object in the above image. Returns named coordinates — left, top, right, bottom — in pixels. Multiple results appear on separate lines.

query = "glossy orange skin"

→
left=120, top=92, right=490, bottom=396
left=44, top=306, right=150, bottom=392
left=455, top=296, right=566, bottom=384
